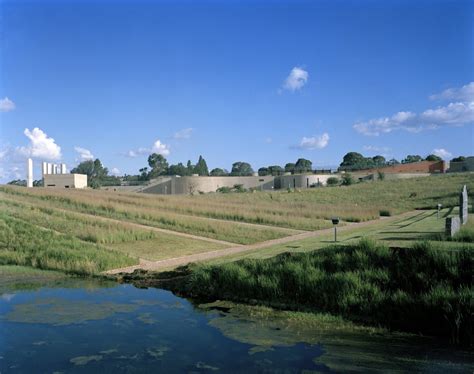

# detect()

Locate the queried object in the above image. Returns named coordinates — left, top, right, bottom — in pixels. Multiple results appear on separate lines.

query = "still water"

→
left=0, top=278, right=472, bottom=373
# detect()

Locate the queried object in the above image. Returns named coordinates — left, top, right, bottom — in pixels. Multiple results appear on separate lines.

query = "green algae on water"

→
left=5, top=298, right=138, bottom=325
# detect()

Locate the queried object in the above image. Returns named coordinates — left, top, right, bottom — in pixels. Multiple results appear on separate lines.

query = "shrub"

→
left=377, top=171, right=385, bottom=180
left=341, top=174, right=355, bottom=186
left=379, top=209, right=391, bottom=217
left=216, top=186, right=232, bottom=193
left=326, top=177, right=340, bottom=186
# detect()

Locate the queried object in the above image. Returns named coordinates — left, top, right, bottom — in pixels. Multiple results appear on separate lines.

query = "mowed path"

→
left=106, top=211, right=416, bottom=274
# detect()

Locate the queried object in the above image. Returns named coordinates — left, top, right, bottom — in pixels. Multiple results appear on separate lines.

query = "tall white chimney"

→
left=61, top=163, right=67, bottom=174
left=47, top=163, right=52, bottom=175
left=42, top=162, right=47, bottom=177
left=27, top=158, right=33, bottom=188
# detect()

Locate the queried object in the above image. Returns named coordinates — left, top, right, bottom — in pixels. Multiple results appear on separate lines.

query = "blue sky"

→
left=0, top=0, right=473, bottom=181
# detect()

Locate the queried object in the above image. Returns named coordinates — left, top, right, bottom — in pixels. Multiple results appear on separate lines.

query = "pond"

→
left=0, top=276, right=472, bottom=373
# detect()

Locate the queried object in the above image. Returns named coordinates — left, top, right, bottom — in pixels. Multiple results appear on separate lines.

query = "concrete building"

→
left=449, top=157, right=474, bottom=173
left=134, top=173, right=334, bottom=195
left=44, top=174, right=88, bottom=189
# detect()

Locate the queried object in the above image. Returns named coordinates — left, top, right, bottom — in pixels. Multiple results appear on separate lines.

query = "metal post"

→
left=334, top=226, right=337, bottom=242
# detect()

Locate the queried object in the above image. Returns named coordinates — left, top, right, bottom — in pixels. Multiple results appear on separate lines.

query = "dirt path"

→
left=105, top=211, right=417, bottom=274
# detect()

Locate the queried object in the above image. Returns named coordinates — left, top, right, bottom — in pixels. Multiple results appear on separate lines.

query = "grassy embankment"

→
left=182, top=239, right=473, bottom=345
left=0, top=173, right=472, bottom=275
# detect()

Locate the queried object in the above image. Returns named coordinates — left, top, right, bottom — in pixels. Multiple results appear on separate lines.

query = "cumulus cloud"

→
left=173, top=128, right=193, bottom=139
left=126, top=139, right=170, bottom=158
left=0, top=97, right=15, bottom=112
left=16, top=128, right=62, bottom=160
left=74, top=146, right=94, bottom=162
left=432, top=148, right=452, bottom=159
left=282, top=67, right=308, bottom=92
left=295, top=133, right=329, bottom=150
left=354, top=83, right=474, bottom=136
left=429, top=82, right=474, bottom=102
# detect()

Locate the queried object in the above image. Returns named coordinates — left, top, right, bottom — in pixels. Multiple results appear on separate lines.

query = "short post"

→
left=332, top=217, right=340, bottom=242
left=437, top=203, right=442, bottom=219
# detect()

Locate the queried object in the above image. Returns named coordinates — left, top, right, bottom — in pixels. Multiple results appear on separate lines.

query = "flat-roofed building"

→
left=44, top=174, right=88, bottom=189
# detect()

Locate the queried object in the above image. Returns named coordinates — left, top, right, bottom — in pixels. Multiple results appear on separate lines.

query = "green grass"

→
left=183, top=239, right=473, bottom=345
left=451, top=219, right=474, bottom=243
left=0, top=213, right=137, bottom=275
left=109, top=237, right=223, bottom=261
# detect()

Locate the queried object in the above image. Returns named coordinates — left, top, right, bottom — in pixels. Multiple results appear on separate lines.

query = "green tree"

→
left=210, top=168, right=228, bottom=176
left=168, top=163, right=190, bottom=176
left=402, top=155, right=423, bottom=164
left=284, top=163, right=296, bottom=174
left=258, top=167, right=270, bottom=176
left=138, top=167, right=150, bottom=181
left=451, top=156, right=466, bottom=163
left=71, top=158, right=109, bottom=188
left=372, top=155, right=386, bottom=166
left=387, top=158, right=400, bottom=166
left=194, top=155, right=209, bottom=176
left=230, top=162, right=254, bottom=176
left=186, top=160, right=195, bottom=175
left=148, top=153, right=169, bottom=177
left=425, top=154, right=442, bottom=162
left=294, top=158, right=313, bottom=173
left=340, top=152, right=365, bottom=169
left=268, top=165, right=284, bottom=176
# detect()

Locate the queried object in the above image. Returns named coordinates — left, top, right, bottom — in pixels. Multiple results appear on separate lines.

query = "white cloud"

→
left=354, top=97, right=474, bottom=136
left=173, top=128, right=193, bottom=139
left=151, top=140, right=170, bottom=156
left=110, top=167, right=121, bottom=176
left=430, top=82, right=474, bottom=102
left=363, top=145, right=391, bottom=153
left=125, top=139, right=170, bottom=158
left=282, top=67, right=308, bottom=92
left=0, top=97, right=15, bottom=112
left=296, top=133, right=329, bottom=150
left=74, top=146, right=94, bottom=162
left=16, top=127, right=62, bottom=160
left=432, top=148, right=452, bottom=159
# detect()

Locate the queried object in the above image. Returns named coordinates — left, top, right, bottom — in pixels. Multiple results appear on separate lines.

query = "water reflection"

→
left=0, top=278, right=472, bottom=373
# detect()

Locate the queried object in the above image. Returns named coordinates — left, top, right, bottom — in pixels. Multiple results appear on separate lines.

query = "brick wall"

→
left=360, top=161, right=447, bottom=174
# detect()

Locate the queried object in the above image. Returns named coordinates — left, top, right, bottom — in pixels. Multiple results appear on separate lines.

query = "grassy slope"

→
left=0, top=213, right=137, bottom=274
left=2, top=173, right=473, bottom=230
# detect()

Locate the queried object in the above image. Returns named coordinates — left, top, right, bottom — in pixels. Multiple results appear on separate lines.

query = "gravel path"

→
left=105, top=212, right=415, bottom=275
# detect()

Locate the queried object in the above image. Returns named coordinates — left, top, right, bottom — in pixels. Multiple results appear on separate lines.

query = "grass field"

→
left=1, top=173, right=473, bottom=274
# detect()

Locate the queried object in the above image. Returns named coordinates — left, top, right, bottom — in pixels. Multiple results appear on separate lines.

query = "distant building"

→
left=449, top=157, right=474, bottom=173
left=44, top=174, right=88, bottom=189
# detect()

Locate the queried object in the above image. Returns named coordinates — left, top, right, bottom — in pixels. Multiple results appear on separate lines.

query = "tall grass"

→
left=184, top=239, right=473, bottom=345
left=1, top=173, right=472, bottom=231
left=0, top=189, right=291, bottom=244
left=0, top=199, right=157, bottom=244
left=0, top=213, right=137, bottom=275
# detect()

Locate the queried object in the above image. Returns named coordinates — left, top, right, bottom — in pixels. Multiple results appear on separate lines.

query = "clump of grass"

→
left=451, top=220, right=474, bottom=243
left=0, top=213, right=136, bottom=275
left=379, top=209, right=391, bottom=217
left=184, top=239, right=473, bottom=345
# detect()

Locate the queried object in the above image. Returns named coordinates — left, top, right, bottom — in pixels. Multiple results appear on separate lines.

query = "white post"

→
left=47, top=163, right=52, bottom=175
left=61, top=163, right=67, bottom=174
left=27, top=158, right=33, bottom=188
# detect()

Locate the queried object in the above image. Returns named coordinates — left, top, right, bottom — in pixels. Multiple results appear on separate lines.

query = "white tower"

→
left=61, top=163, right=67, bottom=174
left=47, top=163, right=52, bottom=175
left=42, top=162, right=47, bottom=177
left=27, top=158, right=33, bottom=188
